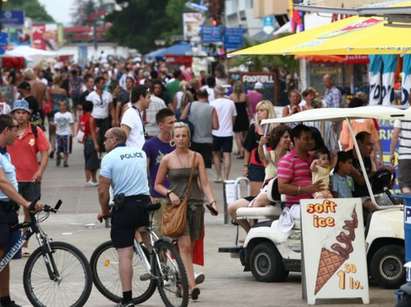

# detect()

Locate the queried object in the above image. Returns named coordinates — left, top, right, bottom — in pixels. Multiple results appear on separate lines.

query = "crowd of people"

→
left=0, top=56, right=407, bottom=307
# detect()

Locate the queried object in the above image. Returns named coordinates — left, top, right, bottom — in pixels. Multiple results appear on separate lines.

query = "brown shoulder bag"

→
left=161, top=153, right=196, bottom=237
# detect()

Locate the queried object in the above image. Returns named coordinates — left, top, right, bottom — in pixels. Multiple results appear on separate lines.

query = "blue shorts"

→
left=56, top=135, right=72, bottom=154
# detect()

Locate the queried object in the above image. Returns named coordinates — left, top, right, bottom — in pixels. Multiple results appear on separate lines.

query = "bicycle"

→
left=90, top=202, right=189, bottom=307
left=0, top=200, right=93, bottom=307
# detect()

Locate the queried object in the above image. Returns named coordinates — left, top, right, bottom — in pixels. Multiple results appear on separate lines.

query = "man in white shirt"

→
left=210, top=85, right=237, bottom=182
left=145, top=80, right=166, bottom=138
left=121, top=85, right=151, bottom=149
left=86, top=76, right=114, bottom=153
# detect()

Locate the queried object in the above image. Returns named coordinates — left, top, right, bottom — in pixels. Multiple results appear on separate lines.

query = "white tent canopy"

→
left=261, top=105, right=411, bottom=209
left=261, top=106, right=407, bottom=126
left=5, top=46, right=59, bottom=64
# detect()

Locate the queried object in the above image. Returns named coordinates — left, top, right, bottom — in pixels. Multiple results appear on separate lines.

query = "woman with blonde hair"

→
left=243, top=100, right=276, bottom=196
left=155, top=122, right=218, bottom=300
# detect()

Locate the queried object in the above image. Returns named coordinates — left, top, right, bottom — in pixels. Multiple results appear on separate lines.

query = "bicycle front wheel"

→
left=23, top=241, right=92, bottom=307
left=155, top=240, right=189, bottom=307
left=90, top=240, right=156, bottom=304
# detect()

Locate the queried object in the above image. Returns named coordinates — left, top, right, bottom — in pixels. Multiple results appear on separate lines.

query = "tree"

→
left=4, top=0, right=54, bottom=23
left=105, top=0, right=188, bottom=53
left=71, top=0, right=98, bottom=26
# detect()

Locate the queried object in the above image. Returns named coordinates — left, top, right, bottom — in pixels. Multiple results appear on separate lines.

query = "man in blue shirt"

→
left=97, top=127, right=150, bottom=307
left=0, top=114, right=42, bottom=307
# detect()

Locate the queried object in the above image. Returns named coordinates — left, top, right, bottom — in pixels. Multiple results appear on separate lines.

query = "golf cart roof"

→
left=261, top=106, right=407, bottom=126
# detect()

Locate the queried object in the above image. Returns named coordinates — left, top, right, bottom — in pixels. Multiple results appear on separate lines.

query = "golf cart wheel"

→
left=370, top=244, right=405, bottom=289
left=249, top=242, right=289, bottom=282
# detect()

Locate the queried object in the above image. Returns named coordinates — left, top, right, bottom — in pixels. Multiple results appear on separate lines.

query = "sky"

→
left=38, top=0, right=76, bottom=25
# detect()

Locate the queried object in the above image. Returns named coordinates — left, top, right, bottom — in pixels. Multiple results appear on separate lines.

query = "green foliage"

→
left=105, top=0, right=187, bottom=53
left=4, top=0, right=54, bottom=23
left=229, top=37, right=299, bottom=73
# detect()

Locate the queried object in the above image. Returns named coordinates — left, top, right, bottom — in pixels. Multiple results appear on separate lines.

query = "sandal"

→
left=22, top=247, right=31, bottom=257
left=190, top=287, right=200, bottom=301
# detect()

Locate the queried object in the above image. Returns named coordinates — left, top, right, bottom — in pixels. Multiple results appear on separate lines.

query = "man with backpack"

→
left=7, top=100, right=49, bottom=256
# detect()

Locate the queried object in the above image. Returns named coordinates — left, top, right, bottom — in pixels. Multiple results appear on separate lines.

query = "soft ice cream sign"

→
left=301, top=198, right=369, bottom=304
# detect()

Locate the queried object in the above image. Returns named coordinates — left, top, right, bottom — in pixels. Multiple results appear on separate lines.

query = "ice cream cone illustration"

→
left=314, top=209, right=358, bottom=295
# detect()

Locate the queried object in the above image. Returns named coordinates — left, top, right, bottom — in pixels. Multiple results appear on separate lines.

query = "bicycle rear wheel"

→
left=90, top=240, right=156, bottom=304
left=155, top=240, right=189, bottom=307
left=23, top=241, right=92, bottom=307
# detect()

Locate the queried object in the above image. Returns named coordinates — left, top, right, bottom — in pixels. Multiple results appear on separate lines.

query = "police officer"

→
left=97, top=127, right=150, bottom=307
left=0, top=114, right=42, bottom=307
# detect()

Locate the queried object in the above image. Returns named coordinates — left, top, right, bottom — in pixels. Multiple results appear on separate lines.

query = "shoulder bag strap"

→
left=183, top=152, right=197, bottom=202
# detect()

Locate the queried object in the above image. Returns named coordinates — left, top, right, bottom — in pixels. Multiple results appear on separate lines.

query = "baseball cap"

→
left=12, top=99, right=31, bottom=113
left=254, top=82, right=263, bottom=90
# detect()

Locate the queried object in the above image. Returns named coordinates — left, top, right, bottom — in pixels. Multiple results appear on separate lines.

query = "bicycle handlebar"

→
left=29, top=199, right=63, bottom=214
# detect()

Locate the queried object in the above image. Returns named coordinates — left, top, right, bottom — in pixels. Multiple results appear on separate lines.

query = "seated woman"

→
left=228, top=125, right=292, bottom=232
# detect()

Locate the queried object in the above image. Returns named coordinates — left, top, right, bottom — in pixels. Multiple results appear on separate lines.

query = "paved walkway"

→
left=9, top=143, right=396, bottom=306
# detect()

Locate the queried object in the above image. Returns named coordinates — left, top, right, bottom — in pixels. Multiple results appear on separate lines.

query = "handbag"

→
left=76, top=129, right=85, bottom=143
left=161, top=154, right=196, bottom=237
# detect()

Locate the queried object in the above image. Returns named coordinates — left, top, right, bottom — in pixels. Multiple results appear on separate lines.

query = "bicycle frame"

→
left=0, top=203, right=63, bottom=283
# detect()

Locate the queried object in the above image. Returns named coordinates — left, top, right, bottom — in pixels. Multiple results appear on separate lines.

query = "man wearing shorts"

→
left=0, top=114, right=42, bottom=307
left=97, top=127, right=150, bottom=307
left=7, top=100, right=49, bottom=256
left=210, top=85, right=237, bottom=182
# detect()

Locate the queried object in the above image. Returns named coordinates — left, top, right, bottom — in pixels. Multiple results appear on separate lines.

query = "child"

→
left=54, top=101, right=74, bottom=167
left=79, top=101, right=99, bottom=186
left=310, top=147, right=333, bottom=199
left=331, top=151, right=355, bottom=198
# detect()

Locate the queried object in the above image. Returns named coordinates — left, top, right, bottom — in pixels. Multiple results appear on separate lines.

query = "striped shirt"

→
left=277, top=149, right=314, bottom=206
left=394, top=119, right=411, bottom=160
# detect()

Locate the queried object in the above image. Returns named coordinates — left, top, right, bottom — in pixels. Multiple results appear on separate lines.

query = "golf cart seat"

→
left=235, top=177, right=283, bottom=220
left=236, top=205, right=282, bottom=220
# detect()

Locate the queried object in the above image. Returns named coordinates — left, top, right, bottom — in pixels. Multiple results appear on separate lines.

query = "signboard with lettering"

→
left=241, top=72, right=278, bottom=104
left=301, top=198, right=369, bottom=305
left=0, top=10, right=24, bottom=28
left=224, top=27, right=245, bottom=50
left=201, top=26, right=223, bottom=43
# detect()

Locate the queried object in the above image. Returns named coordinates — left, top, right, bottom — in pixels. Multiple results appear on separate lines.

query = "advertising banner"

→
left=401, top=55, right=411, bottom=107
left=381, top=55, right=397, bottom=106
left=241, top=73, right=277, bottom=104
left=183, top=13, right=204, bottom=40
left=301, top=198, right=369, bottom=305
left=368, top=55, right=383, bottom=106
left=32, top=24, right=46, bottom=50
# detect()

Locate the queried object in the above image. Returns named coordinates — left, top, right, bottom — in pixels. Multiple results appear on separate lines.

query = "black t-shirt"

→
left=347, top=149, right=372, bottom=197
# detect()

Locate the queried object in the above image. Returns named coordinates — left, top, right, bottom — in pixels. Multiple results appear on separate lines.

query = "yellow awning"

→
left=230, top=2, right=411, bottom=56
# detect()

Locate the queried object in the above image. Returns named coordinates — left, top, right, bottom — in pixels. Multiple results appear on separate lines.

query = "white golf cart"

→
left=219, top=106, right=409, bottom=289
